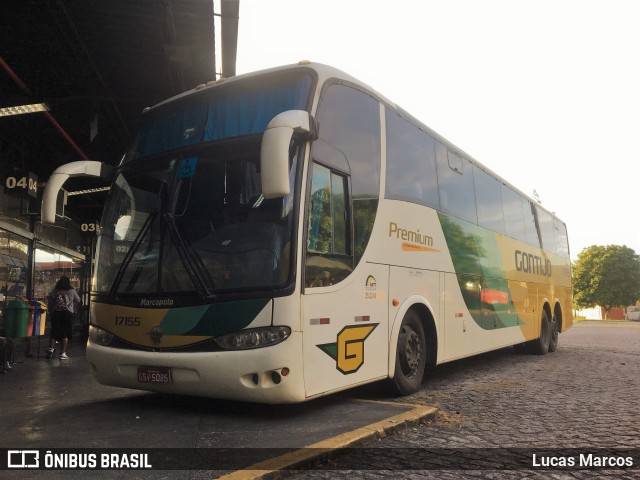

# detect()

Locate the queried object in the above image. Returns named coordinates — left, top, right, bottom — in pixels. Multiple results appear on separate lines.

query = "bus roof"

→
left=144, top=61, right=566, bottom=226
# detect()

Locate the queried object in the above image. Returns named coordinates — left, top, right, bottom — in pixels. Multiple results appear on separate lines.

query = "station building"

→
left=0, top=1, right=237, bottom=351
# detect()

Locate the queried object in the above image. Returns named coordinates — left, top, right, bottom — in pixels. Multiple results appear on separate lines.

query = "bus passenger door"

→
left=302, top=266, right=389, bottom=398
left=301, top=162, right=388, bottom=397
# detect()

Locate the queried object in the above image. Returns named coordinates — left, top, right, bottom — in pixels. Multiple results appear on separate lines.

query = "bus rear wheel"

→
left=548, top=314, right=559, bottom=352
left=530, top=310, right=551, bottom=355
left=392, top=309, right=426, bottom=396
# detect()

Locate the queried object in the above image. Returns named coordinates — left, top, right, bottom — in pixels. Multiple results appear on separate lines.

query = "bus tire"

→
left=530, top=310, right=551, bottom=355
left=548, top=313, right=559, bottom=353
left=392, top=309, right=426, bottom=396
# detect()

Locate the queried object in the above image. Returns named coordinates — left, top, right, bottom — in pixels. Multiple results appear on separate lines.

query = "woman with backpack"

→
left=46, top=276, right=81, bottom=360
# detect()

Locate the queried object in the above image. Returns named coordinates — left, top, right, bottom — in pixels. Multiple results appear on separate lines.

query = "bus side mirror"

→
left=41, top=161, right=114, bottom=224
left=260, top=110, right=315, bottom=198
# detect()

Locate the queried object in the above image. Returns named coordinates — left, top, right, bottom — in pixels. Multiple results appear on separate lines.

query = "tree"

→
left=573, top=245, right=640, bottom=319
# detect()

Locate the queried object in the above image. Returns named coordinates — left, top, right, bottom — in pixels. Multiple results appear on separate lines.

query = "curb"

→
left=220, top=401, right=437, bottom=480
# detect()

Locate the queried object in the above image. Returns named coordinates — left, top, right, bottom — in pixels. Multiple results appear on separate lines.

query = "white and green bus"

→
left=41, top=62, right=572, bottom=403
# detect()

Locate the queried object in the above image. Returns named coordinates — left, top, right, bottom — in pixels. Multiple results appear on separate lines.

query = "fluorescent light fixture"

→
left=0, top=102, right=49, bottom=117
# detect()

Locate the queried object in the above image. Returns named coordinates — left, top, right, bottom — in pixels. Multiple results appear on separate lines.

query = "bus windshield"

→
left=94, top=139, right=300, bottom=296
left=93, top=70, right=313, bottom=297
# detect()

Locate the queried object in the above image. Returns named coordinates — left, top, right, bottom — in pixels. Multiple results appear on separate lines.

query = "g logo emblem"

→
left=317, top=324, right=378, bottom=374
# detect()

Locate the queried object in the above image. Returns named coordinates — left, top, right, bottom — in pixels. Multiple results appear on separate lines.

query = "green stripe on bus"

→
left=160, top=298, right=271, bottom=336
left=438, top=212, right=523, bottom=330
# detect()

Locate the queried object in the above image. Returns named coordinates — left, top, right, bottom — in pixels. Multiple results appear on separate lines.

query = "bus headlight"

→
left=215, top=326, right=291, bottom=350
left=89, top=324, right=115, bottom=346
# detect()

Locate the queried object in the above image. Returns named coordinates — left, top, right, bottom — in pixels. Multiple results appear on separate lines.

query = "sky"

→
left=232, top=0, right=640, bottom=259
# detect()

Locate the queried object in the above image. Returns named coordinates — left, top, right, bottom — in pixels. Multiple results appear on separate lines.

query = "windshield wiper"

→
left=166, top=216, right=216, bottom=299
left=164, top=177, right=216, bottom=299
left=110, top=211, right=158, bottom=297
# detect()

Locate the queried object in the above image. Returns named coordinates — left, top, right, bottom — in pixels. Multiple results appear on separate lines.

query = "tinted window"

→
left=315, top=83, right=381, bottom=263
left=307, top=164, right=349, bottom=255
left=522, top=200, right=540, bottom=248
left=306, top=163, right=351, bottom=286
left=436, top=144, right=477, bottom=223
left=537, top=207, right=556, bottom=252
left=131, top=72, right=313, bottom=160
left=554, top=219, right=570, bottom=257
left=502, top=185, right=527, bottom=243
left=473, top=166, right=505, bottom=234
left=385, top=109, right=439, bottom=209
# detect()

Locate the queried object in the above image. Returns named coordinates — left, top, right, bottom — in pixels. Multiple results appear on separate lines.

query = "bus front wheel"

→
left=392, top=309, right=426, bottom=396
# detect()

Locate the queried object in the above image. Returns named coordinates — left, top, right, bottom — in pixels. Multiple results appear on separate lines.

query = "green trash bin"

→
left=6, top=298, right=29, bottom=338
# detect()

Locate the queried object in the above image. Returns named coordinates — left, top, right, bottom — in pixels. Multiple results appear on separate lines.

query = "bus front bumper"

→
left=86, top=332, right=306, bottom=404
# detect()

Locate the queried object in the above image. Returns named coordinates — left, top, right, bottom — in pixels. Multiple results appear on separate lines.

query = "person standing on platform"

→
left=46, top=276, right=81, bottom=360
left=0, top=336, right=14, bottom=372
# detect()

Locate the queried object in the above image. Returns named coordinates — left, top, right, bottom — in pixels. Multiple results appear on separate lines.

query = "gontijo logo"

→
left=317, top=324, right=378, bottom=374
left=515, top=250, right=552, bottom=277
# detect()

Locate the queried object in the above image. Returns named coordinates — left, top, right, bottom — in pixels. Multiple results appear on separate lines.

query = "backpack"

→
left=52, top=290, right=68, bottom=312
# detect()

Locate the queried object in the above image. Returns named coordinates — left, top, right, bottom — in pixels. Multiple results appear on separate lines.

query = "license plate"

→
left=137, top=366, right=172, bottom=384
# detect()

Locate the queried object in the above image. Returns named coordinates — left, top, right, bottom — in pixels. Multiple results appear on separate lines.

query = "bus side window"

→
left=385, top=108, right=439, bottom=209
left=554, top=218, right=570, bottom=258
left=502, top=185, right=527, bottom=243
left=536, top=207, right=556, bottom=253
left=306, top=163, right=352, bottom=287
left=436, top=145, right=477, bottom=224
left=524, top=199, right=541, bottom=248
left=315, top=82, right=380, bottom=266
left=474, top=165, right=506, bottom=235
